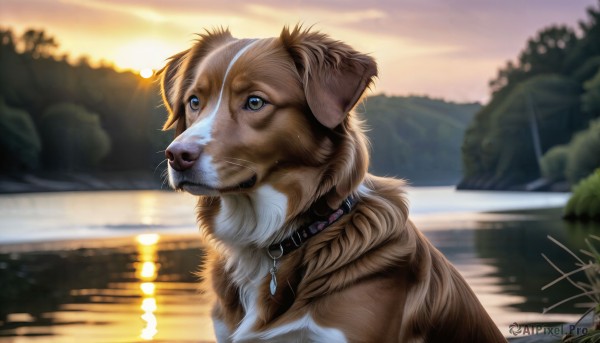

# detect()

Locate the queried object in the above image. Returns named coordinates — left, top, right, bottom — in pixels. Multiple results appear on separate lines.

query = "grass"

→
left=543, top=235, right=600, bottom=342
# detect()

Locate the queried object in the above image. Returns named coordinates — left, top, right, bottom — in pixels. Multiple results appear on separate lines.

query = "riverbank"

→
left=0, top=171, right=164, bottom=194
left=457, top=176, right=571, bottom=192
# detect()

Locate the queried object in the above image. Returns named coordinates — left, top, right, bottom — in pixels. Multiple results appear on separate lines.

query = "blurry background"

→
left=1, top=0, right=600, bottom=342
left=0, top=0, right=598, bottom=190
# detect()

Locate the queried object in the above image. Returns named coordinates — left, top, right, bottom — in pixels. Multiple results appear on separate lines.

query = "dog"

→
left=160, top=26, right=506, bottom=343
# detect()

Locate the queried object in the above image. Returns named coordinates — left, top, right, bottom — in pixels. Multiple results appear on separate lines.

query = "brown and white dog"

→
left=160, top=26, right=506, bottom=343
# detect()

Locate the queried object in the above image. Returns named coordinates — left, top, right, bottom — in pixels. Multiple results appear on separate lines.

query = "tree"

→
left=565, top=119, right=600, bottom=184
left=461, top=2, right=600, bottom=189
left=540, top=145, right=569, bottom=180
left=519, top=26, right=577, bottom=73
left=461, top=74, right=582, bottom=188
left=564, top=1, right=600, bottom=74
left=39, top=103, right=111, bottom=171
left=0, top=26, right=174, bottom=177
left=0, top=98, right=41, bottom=171
left=21, top=29, right=58, bottom=59
left=0, top=28, right=16, bottom=50
left=490, top=26, right=577, bottom=95
left=582, top=68, right=600, bottom=116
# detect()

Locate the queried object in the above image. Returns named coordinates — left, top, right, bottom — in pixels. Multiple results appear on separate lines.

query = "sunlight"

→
left=137, top=233, right=160, bottom=246
left=136, top=233, right=159, bottom=340
left=141, top=298, right=158, bottom=340
left=113, top=39, right=175, bottom=74
left=140, top=261, right=156, bottom=279
left=140, top=282, right=156, bottom=296
left=140, top=68, right=154, bottom=79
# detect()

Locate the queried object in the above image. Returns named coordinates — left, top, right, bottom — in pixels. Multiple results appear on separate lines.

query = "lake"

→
left=0, top=187, right=595, bottom=342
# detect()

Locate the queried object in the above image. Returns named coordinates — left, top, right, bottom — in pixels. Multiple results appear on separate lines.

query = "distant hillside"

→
left=363, top=95, right=480, bottom=186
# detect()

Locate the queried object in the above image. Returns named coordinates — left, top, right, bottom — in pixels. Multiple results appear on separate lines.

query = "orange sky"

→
left=1, top=0, right=597, bottom=103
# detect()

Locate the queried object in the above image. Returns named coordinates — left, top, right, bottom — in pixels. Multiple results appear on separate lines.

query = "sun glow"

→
left=140, top=68, right=154, bottom=79
left=113, top=39, right=177, bottom=75
left=137, top=233, right=160, bottom=246
left=140, top=282, right=156, bottom=295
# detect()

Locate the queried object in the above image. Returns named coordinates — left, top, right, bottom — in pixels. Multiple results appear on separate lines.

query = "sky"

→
left=1, top=0, right=598, bottom=103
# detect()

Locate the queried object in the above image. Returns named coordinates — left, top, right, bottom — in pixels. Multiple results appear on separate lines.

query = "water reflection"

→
left=0, top=189, right=597, bottom=342
left=0, top=234, right=214, bottom=342
left=140, top=298, right=158, bottom=340
left=136, top=233, right=160, bottom=341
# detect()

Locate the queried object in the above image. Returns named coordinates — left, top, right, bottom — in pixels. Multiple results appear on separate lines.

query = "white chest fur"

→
left=210, top=185, right=347, bottom=342
left=215, top=184, right=288, bottom=247
left=215, top=314, right=348, bottom=343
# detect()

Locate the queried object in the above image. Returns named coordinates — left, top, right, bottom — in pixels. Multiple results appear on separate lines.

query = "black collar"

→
left=267, top=196, right=357, bottom=258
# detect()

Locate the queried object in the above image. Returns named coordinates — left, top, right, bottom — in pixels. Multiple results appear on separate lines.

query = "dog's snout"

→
left=165, top=142, right=202, bottom=172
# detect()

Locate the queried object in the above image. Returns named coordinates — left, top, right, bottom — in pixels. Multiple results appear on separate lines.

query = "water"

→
left=0, top=188, right=594, bottom=342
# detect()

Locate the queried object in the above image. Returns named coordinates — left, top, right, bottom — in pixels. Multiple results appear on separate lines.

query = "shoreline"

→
left=0, top=187, right=571, bottom=251
left=0, top=171, right=165, bottom=194
left=0, top=171, right=575, bottom=195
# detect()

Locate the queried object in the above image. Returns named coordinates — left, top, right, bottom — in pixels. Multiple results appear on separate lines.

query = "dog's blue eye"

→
left=189, top=96, right=200, bottom=111
left=245, top=96, right=266, bottom=111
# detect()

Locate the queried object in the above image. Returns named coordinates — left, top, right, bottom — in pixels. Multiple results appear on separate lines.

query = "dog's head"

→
left=161, top=26, right=376, bottom=216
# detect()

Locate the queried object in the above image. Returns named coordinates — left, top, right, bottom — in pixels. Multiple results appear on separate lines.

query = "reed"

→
left=543, top=235, right=600, bottom=342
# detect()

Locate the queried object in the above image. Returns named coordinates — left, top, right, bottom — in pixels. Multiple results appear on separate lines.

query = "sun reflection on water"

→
left=136, top=233, right=160, bottom=341
left=140, top=261, right=157, bottom=279
left=141, top=298, right=158, bottom=340
left=140, top=282, right=155, bottom=295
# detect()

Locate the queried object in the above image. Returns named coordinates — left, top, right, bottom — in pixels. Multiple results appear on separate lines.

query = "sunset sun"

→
left=139, top=68, right=154, bottom=78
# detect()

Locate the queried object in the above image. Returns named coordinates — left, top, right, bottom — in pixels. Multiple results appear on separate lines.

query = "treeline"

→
left=364, top=95, right=479, bottom=185
left=0, top=28, right=170, bottom=177
left=460, top=1, right=600, bottom=190
left=0, top=27, right=477, bottom=190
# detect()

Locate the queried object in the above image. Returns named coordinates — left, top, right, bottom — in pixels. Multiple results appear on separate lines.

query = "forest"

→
left=0, top=28, right=173, bottom=192
left=460, top=2, right=600, bottom=191
left=0, top=28, right=478, bottom=192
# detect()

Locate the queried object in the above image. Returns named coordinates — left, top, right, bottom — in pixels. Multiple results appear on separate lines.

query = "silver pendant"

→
left=267, top=245, right=284, bottom=296
left=269, top=267, right=278, bottom=296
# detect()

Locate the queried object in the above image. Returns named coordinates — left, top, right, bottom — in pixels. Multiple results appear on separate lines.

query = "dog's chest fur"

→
left=204, top=187, right=352, bottom=342
left=205, top=197, right=346, bottom=342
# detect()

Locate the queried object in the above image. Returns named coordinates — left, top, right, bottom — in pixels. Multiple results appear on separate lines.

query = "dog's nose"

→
left=165, top=142, right=201, bottom=172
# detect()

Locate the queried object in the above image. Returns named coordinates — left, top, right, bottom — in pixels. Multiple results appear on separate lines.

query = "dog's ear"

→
left=159, top=28, right=234, bottom=134
left=280, top=26, right=377, bottom=129
left=159, top=49, right=189, bottom=133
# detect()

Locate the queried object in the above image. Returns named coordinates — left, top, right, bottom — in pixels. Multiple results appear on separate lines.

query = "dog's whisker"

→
left=223, top=157, right=256, bottom=165
left=222, top=160, right=257, bottom=174
left=221, top=157, right=258, bottom=168
left=154, top=159, right=168, bottom=175
left=157, top=166, right=169, bottom=190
